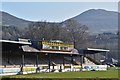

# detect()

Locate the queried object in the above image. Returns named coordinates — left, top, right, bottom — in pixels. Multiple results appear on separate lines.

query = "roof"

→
left=1, top=39, right=31, bottom=52
left=78, top=48, right=109, bottom=54
left=87, top=48, right=109, bottom=52
left=22, top=45, right=40, bottom=52
left=1, top=39, right=109, bottom=55
left=39, top=50, right=79, bottom=55
left=1, top=39, right=79, bottom=55
left=0, top=40, right=31, bottom=45
left=21, top=45, right=79, bottom=55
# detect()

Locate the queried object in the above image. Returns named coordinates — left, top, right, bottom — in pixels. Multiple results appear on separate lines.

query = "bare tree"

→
left=60, top=19, right=89, bottom=49
left=24, top=21, right=61, bottom=41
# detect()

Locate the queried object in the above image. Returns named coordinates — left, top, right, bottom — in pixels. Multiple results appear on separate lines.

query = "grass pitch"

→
left=2, top=68, right=119, bottom=79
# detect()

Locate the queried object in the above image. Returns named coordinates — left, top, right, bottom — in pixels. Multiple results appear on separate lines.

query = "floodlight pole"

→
left=48, top=53, right=51, bottom=72
left=70, top=54, right=73, bottom=71
left=36, top=53, right=39, bottom=67
left=80, top=55, right=83, bottom=71
left=20, top=52, right=24, bottom=74
left=105, top=52, right=108, bottom=64
left=8, top=50, right=11, bottom=65
left=79, top=49, right=84, bottom=71
left=94, top=54, right=96, bottom=61
left=22, top=53, right=25, bottom=67
left=62, top=55, right=65, bottom=68
left=36, top=53, right=39, bottom=73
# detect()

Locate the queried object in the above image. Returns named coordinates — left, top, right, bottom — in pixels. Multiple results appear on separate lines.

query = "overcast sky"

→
left=1, top=2, right=118, bottom=22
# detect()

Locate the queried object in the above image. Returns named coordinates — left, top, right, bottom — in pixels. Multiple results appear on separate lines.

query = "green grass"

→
left=2, top=68, right=119, bottom=79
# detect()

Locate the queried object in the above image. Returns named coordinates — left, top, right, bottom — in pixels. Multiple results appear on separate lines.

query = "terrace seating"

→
left=2, top=52, right=99, bottom=68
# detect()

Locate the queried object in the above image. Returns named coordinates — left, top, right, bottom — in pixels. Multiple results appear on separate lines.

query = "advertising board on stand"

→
left=0, top=68, right=20, bottom=74
left=82, top=65, right=108, bottom=71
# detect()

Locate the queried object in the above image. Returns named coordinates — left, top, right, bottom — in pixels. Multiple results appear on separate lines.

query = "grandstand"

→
left=0, top=39, right=109, bottom=75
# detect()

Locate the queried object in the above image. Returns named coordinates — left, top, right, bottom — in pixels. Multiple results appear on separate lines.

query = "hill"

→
left=0, top=11, right=32, bottom=29
left=70, top=9, right=118, bottom=33
left=0, top=9, right=118, bottom=33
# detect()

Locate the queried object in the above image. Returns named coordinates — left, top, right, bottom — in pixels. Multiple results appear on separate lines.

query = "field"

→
left=2, top=67, right=119, bottom=80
